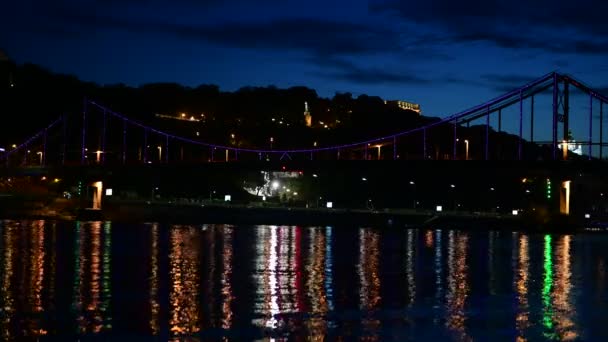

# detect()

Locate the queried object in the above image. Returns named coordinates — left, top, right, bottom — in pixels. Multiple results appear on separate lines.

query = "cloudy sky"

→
left=2, top=0, right=607, bottom=123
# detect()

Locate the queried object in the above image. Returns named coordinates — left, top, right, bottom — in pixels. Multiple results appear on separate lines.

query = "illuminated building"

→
left=154, top=113, right=202, bottom=122
left=304, top=101, right=312, bottom=127
left=384, top=100, right=421, bottom=114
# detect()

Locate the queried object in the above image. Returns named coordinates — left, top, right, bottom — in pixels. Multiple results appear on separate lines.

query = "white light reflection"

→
left=434, top=229, right=443, bottom=324
left=221, top=225, right=234, bottom=330
left=266, top=226, right=279, bottom=329
left=406, top=229, right=416, bottom=306
left=325, top=227, right=335, bottom=327
left=358, top=228, right=381, bottom=337
left=149, top=223, right=159, bottom=335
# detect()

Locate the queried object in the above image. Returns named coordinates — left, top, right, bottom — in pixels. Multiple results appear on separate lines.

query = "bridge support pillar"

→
left=92, top=181, right=103, bottom=210
left=560, top=180, right=571, bottom=216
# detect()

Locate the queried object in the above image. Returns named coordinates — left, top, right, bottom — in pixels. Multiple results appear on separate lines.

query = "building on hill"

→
left=304, top=101, right=312, bottom=127
left=384, top=100, right=421, bottom=114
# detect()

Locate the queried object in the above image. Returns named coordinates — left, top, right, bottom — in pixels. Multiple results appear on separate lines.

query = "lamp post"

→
left=36, top=151, right=43, bottom=166
left=409, top=181, right=416, bottom=209
left=157, top=146, right=162, bottom=162
left=456, top=139, right=469, bottom=160
left=450, top=184, right=456, bottom=210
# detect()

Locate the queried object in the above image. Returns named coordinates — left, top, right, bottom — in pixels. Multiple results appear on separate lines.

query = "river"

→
left=0, top=220, right=606, bottom=340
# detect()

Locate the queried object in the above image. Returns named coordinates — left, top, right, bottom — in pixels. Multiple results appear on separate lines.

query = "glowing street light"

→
left=36, top=151, right=43, bottom=166
left=457, top=139, right=469, bottom=160
left=157, top=146, right=162, bottom=161
left=272, top=180, right=280, bottom=190
left=95, top=150, right=103, bottom=163
left=375, top=145, right=382, bottom=160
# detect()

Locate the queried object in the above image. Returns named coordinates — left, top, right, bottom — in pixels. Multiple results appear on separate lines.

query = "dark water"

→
left=1, top=221, right=607, bottom=341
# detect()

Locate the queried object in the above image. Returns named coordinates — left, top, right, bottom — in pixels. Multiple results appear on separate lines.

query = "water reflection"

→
left=445, top=231, right=469, bottom=340
left=168, top=225, right=201, bottom=337
left=149, top=223, right=160, bottom=335
left=434, top=229, right=443, bottom=323
left=1, top=221, right=17, bottom=341
left=221, top=225, right=234, bottom=330
left=405, top=229, right=416, bottom=306
left=553, top=235, right=577, bottom=340
left=358, top=228, right=381, bottom=338
left=252, top=226, right=299, bottom=333
left=0, top=221, right=602, bottom=340
left=72, top=221, right=112, bottom=334
left=515, top=234, right=530, bottom=340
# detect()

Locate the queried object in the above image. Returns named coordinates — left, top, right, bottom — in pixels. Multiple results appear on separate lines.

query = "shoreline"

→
left=2, top=198, right=603, bottom=233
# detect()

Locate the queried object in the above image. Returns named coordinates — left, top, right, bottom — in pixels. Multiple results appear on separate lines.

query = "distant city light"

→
left=224, top=195, right=231, bottom=202
left=105, top=188, right=113, bottom=196
left=512, top=210, right=519, bottom=216
left=312, top=174, right=318, bottom=178
left=362, top=177, right=367, bottom=181
left=326, top=202, right=333, bottom=208
left=585, top=213, right=591, bottom=219
left=272, top=181, right=279, bottom=189
left=0, top=148, right=4, bottom=152
left=436, top=205, right=442, bottom=212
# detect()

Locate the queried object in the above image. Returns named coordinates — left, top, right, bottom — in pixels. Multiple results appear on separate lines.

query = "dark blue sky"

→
left=2, top=0, right=608, bottom=125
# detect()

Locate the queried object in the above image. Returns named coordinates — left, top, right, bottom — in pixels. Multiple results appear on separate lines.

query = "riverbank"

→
left=1, top=197, right=599, bottom=233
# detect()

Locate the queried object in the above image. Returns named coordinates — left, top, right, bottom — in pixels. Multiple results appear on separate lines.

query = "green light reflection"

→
left=542, top=234, right=556, bottom=338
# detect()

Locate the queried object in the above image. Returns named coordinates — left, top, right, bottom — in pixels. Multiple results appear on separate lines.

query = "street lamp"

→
left=270, top=137, right=274, bottom=150
left=36, top=151, right=43, bottom=166
left=157, top=146, right=162, bottom=161
left=95, top=150, right=103, bottom=163
left=457, top=139, right=469, bottom=160
left=450, top=184, right=456, bottom=210
left=409, top=180, right=416, bottom=209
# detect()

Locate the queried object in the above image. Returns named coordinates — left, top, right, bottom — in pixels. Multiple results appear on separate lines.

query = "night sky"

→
left=2, top=0, right=608, bottom=132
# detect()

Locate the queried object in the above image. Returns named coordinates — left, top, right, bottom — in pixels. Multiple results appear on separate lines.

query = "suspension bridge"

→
left=1, top=72, right=608, bottom=167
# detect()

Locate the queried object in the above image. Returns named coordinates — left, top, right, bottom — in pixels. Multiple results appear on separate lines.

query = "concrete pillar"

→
left=92, top=181, right=103, bottom=210
left=560, top=180, right=570, bottom=215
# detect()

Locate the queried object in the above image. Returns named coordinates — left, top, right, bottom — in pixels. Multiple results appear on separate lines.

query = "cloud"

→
left=370, top=0, right=608, bottom=55
left=42, top=6, right=401, bottom=57
left=310, top=57, right=431, bottom=85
